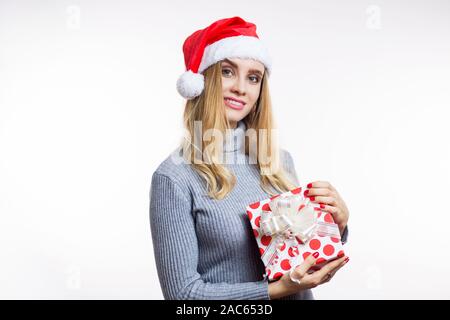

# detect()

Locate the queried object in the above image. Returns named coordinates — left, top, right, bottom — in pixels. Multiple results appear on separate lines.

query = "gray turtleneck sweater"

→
left=149, top=121, right=347, bottom=300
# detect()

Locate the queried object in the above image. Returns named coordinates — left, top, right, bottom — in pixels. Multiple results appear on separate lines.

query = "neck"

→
left=228, top=120, right=237, bottom=129
left=223, top=120, right=246, bottom=154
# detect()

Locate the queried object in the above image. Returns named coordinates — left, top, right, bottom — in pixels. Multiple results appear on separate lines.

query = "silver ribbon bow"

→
left=260, top=194, right=318, bottom=244
left=259, top=192, right=342, bottom=278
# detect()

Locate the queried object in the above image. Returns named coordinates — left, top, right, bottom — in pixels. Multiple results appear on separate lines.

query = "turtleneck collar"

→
left=223, top=120, right=246, bottom=154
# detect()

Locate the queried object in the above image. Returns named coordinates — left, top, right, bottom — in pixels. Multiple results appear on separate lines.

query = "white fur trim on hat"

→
left=198, top=35, right=272, bottom=75
left=176, top=70, right=205, bottom=100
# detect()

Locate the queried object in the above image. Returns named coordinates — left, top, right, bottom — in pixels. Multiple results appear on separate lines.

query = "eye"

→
left=249, top=75, right=261, bottom=83
left=222, top=68, right=233, bottom=77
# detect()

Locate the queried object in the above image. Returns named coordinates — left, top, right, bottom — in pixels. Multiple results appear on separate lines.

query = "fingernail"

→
left=304, top=190, right=309, bottom=196
left=307, top=183, right=313, bottom=188
left=313, top=252, right=319, bottom=258
left=309, top=196, right=315, bottom=201
left=319, top=203, right=325, bottom=209
left=344, top=257, right=350, bottom=263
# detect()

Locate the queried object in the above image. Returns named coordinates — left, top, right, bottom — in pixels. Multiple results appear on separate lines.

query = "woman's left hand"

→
left=304, top=181, right=349, bottom=235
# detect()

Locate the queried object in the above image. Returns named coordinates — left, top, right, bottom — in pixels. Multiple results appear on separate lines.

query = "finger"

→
left=317, top=204, right=341, bottom=224
left=316, top=256, right=347, bottom=277
left=293, top=252, right=319, bottom=279
left=329, top=262, right=347, bottom=278
left=317, top=203, right=339, bottom=214
left=326, top=257, right=349, bottom=278
left=308, top=195, right=337, bottom=206
left=303, top=188, right=332, bottom=198
left=330, top=257, right=350, bottom=274
left=319, top=203, right=342, bottom=222
left=307, top=256, right=348, bottom=286
left=328, top=257, right=350, bottom=277
left=306, top=181, right=335, bottom=191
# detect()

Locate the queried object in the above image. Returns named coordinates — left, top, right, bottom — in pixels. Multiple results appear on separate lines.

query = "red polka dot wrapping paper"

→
left=246, top=186, right=346, bottom=281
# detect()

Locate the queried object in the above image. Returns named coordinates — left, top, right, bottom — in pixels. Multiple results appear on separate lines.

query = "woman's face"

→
left=221, top=58, right=265, bottom=128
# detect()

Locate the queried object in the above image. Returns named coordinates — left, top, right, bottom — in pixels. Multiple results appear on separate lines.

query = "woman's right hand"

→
left=268, top=253, right=349, bottom=299
left=283, top=253, right=349, bottom=295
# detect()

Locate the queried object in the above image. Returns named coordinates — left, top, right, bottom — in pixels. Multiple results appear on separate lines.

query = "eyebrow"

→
left=222, top=58, right=264, bottom=76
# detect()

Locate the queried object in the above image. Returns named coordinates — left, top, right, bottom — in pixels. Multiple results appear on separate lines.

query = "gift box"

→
left=246, top=186, right=346, bottom=281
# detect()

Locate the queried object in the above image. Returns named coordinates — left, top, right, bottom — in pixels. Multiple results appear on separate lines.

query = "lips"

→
left=224, top=97, right=246, bottom=110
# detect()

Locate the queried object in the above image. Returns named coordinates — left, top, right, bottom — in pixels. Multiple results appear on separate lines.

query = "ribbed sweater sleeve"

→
left=149, top=172, right=270, bottom=300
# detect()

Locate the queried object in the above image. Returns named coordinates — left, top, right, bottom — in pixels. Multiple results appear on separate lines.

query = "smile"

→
left=224, top=98, right=245, bottom=110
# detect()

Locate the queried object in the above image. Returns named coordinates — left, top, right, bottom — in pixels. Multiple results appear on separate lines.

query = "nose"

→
left=231, top=75, right=246, bottom=96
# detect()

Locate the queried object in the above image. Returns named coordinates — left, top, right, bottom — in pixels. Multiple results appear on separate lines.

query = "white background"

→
left=1, top=0, right=449, bottom=299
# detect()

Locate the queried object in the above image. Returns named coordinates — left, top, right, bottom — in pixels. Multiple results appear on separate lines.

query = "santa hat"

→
left=176, top=16, right=272, bottom=100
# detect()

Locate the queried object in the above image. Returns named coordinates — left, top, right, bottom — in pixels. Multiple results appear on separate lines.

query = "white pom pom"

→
left=176, top=70, right=205, bottom=99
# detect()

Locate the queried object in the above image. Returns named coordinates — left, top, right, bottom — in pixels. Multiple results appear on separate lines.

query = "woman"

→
left=149, top=16, right=350, bottom=300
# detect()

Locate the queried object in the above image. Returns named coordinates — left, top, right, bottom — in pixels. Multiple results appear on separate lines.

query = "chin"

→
left=226, top=110, right=249, bottom=124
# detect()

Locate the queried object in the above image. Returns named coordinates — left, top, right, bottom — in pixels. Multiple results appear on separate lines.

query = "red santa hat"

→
left=176, top=16, right=272, bottom=99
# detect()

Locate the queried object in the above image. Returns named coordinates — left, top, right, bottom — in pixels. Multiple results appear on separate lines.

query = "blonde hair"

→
left=181, top=61, right=297, bottom=200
